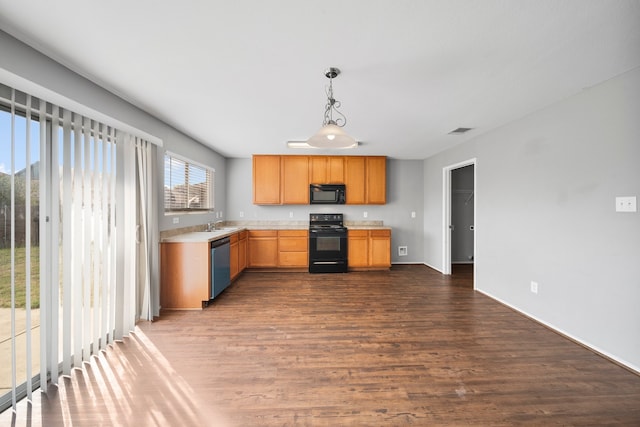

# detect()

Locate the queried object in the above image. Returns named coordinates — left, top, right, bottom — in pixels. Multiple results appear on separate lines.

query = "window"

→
left=164, top=152, right=214, bottom=213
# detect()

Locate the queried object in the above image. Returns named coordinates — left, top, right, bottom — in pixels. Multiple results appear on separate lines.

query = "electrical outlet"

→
left=363, top=211, right=368, bottom=218
left=616, top=196, right=637, bottom=212
left=530, top=281, right=538, bottom=294
left=239, top=211, right=244, bottom=218
left=172, top=217, right=179, bottom=224
left=411, top=211, right=416, bottom=218
left=398, top=246, right=408, bottom=256
left=289, top=211, right=294, bottom=218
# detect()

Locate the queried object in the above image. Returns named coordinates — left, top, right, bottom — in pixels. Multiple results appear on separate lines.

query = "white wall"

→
left=226, top=157, right=425, bottom=263
left=423, top=67, right=640, bottom=371
left=0, top=30, right=226, bottom=233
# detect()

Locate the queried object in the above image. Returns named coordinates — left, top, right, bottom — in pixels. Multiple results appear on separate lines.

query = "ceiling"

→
left=1, top=1, right=639, bottom=159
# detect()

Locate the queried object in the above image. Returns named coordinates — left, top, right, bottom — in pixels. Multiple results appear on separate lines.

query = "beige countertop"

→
left=161, top=221, right=390, bottom=243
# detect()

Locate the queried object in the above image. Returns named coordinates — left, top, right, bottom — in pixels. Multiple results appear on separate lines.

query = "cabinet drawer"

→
left=370, top=229, right=390, bottom=238
left=229, top=233, right=239, bottom=244
left=347, top=229, right=368, bottom=237
left=238, top=230, right=248, bottom=240
left=249, top=230, right=278, bottom=238
left=278, top=229, right=308, bottom=237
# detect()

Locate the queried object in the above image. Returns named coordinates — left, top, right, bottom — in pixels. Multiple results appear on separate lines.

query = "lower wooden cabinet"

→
left=238, top=231, right=247, bottom=271
left=161, top=230, right=248, bottom=310
left=369, top=229, right=391, bottom=267
left=348, top=228, right=391, bottom=269
left=248, top=229, right=309, bottom=269
left=248, top=230, right=279, bottom=267
left=160, top=241, right=210, bottom=310
left=278, top=230, right=308, bottom=268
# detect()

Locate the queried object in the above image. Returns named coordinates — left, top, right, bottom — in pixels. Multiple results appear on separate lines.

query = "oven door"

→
left=309, top=229, right=348, bottom=273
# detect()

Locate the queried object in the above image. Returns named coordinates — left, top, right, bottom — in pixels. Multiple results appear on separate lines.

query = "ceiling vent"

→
left=448, top=127, right=473, bottom=134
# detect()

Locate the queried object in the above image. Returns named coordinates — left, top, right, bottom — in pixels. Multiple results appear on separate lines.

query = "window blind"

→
left=0, top=82, right=154, bottom=413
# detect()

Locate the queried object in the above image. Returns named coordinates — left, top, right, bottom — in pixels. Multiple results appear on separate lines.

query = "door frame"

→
left=442, top=158, right=476, bottom=283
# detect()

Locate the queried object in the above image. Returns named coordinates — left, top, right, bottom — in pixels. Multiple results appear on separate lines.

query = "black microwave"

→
left=310, top=184, right=346, bottom=204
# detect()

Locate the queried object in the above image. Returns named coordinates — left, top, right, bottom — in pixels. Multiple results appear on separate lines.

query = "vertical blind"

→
left=0, top=82, right=156, bottom=412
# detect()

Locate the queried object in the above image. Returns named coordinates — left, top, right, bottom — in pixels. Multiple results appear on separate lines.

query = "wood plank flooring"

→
left=2, top=264, right=640, bottom=426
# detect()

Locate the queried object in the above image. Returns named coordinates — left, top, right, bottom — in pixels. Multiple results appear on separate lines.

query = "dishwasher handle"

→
left=211, top=237, right=230, bottom=248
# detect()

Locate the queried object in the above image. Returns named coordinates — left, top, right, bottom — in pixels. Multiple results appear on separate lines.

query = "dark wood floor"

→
left=3, top=264, right=640, bottom=426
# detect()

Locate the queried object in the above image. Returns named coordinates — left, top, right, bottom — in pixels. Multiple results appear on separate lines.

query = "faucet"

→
left=206, top=220, right=225, bottom=231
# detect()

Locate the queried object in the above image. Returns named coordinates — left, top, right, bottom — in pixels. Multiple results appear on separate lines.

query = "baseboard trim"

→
left=476, top=289, right=640, bottom=376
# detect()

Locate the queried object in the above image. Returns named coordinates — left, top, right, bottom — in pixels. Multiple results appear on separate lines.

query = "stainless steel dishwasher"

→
left=211, top=237, right=231, bottom=299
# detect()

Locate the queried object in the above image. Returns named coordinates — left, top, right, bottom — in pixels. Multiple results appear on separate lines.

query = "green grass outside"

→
left=0, top=246, right=40, bottom=309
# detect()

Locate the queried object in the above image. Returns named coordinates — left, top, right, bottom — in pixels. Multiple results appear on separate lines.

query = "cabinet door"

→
left=347, top=229, right=369, bottom=267
left=366, top=156, right=387, bottom=204
left=309, top=156, right=328, bottom=184
left=230, top=241, right=240, bottom=279
left=327, top=156, right=345, bottom=183
left=238, top=233, right=247, bottom=272
left=248, top=230, right=278, bottom=267
left=369, top=229, right=391, bottom=267
left=344, top=156, right=366, bottom=204
left=309, top=156, right=344, bottom=184
left=281, top=156, right=310, bottom=204
left=253, top=155, right=281, bottom=204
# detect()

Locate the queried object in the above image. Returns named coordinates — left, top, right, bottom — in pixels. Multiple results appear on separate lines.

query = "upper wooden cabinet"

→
left=309, top=156, right=344, bottom=184
left=281, top=156, right=310, bottom=204
left=253, top=155, right=281, bottom=204
left=253, top=155, right=386, bottom=205
left=366, top=156, right=387, bottom=204
left=344, top=156, right=366, bottom=204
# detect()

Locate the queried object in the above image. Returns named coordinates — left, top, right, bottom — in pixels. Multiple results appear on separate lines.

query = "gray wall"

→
left=226, top=158, right=425, bottom=264
left=0, top=30, right=226, bottom=233
left=424, top=67, right=640, bottom=371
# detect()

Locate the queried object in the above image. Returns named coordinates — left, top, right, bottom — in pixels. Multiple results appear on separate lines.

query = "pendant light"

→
left=306, top=67, right=358, bottom=149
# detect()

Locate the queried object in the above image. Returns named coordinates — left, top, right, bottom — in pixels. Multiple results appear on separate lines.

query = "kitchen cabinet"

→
left=238, top=230, right=247, bottom=272
left=281, top=156, right=309, bottom=204
left=344, top=156, right=366, bottom=204
left=366, top=156, right=387, bottom=204
left=230, top=230, right=248, bottom=280
left=253, top=155, right=385, bottom=205
left=278, top=230, right=308, bottom=268
left=160, top=241, right=210, bottom=309
left=347, top=229, right=369, bottom=267
left=347, top=228, right=391, bottom=270
left=253, top=155, right=281, bottom=204
left=248, top=230, right=278, bottom=267
left=369, top=229, right=391, bottom=267
left=230, top=233, right=239, bottom=279
left=309, top=156, right=344, bottom=184
left=161, top=230, right=247, bottom=310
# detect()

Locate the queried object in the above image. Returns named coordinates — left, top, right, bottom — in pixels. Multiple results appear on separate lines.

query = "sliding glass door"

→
left=0, top=83, right=156, bottom=413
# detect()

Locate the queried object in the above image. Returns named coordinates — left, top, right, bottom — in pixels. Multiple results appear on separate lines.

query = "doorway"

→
left=442, top=159, right=476, bottom=286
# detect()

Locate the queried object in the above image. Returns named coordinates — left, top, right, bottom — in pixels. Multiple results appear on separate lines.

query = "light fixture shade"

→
left=307, top=123, right=358, bottom=148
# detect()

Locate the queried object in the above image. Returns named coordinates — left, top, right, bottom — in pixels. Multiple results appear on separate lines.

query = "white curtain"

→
left=133, top=136, right=158, bottom=321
